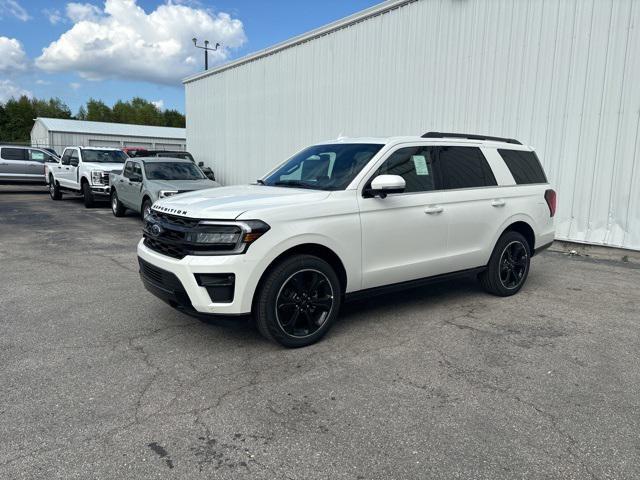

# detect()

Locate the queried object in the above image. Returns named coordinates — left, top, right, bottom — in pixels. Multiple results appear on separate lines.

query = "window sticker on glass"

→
left=412, top=155, right=429, bottom=175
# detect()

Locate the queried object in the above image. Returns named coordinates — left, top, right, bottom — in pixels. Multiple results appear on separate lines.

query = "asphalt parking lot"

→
left=1, top=184, right=639, bottom=479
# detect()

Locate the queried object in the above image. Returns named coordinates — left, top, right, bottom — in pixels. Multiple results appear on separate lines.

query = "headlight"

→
left=91, top=170, right=104, bottom=185
left=185, top=220, right=270, bottom=253
left=159, top=190, right=179, bottom=199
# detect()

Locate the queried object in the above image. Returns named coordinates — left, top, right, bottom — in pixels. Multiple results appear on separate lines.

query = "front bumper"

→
left=91, top=184, right=111, bottom=196
left=137, top=239, right=259, bottom=315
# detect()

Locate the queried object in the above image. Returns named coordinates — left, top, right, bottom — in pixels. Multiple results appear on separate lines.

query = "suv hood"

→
left=149, top=179, right=219, bottom=192
left=152, top=184, right=331, bottom=220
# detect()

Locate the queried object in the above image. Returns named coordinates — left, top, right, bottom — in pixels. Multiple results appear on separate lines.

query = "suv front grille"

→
left=152, top=211, right=200, bottom=228
left=143, top=237, right=185, bottom=259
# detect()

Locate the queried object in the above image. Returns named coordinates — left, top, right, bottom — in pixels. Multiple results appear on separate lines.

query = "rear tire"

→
left=49, top=176, right=62, bottom=200
left=254, top=254, right=342, bottom=348
left=479, top=231, right=531, bottom=296
left=111, top=190, right=125, bottom=217
left=82, top=181, right=95, bottom=208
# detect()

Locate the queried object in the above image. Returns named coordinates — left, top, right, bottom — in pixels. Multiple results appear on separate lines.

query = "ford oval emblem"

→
left=150, top=223, right=162, bottom=236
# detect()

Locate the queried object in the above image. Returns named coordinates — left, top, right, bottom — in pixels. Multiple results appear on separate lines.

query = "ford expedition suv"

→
left=47, top=147, right=127, bottom=207
left=138, top=132, right=556, bottom=347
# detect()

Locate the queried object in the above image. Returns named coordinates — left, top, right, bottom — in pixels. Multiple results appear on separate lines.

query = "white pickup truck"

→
left=47, top=147, right=127, bottom=207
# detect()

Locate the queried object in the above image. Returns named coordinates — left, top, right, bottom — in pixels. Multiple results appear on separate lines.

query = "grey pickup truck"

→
left=110, top=157, right=219, bottom=218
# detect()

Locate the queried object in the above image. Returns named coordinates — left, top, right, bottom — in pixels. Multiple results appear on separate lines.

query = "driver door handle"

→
left=425, top=206, right=444, bottom=215
left=491, top=199, right=506, bottom=207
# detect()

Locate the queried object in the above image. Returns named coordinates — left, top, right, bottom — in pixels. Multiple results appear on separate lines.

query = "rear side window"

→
left=1, top=147, right=26, bottom=160
left=437, top=146, right=497, bottom=189
left=498, top=149, right=547, bottom=184
left=123, top=161, right=134, bottom=178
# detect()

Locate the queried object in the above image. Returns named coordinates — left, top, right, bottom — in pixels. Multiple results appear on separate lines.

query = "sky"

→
left=0, top=0, right=381, bottom=114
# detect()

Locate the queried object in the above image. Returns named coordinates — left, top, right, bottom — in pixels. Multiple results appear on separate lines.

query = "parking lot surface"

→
left=1, top=184, right=639, bottom=479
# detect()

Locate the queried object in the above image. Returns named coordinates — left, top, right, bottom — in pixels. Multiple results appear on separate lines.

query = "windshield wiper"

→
left=255, top=179, right=265, bottom=185
left=273, top=180, right=319, bottom=190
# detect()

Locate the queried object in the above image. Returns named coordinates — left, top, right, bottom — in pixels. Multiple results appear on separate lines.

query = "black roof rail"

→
left=421, top=131, right=522, bottom=145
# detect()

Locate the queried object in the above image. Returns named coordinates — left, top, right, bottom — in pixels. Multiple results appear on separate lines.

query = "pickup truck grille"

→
left=151, top=211, right=200, bottom=228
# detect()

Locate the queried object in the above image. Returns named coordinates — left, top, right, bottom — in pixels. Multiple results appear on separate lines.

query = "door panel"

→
left=358, top=192, right=449, bottom=288
left=0, top=147, right=28, bottom=179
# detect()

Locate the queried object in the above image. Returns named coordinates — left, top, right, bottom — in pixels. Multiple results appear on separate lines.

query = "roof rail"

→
left=421, top=131, right=522, bottom=145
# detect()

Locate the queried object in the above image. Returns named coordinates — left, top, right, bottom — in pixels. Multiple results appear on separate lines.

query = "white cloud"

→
left=0, top=0, right=30, bottom=21
left=66, top=2, right=102, bottom=23
left=69, top=82, right=82, bottom=90
left=36, top=0, right=246, bottom=85
left=36, top=79, right=51, bottom=85
left=152, top=99, right=164, bottom=110
left=0, top=79, right=31, bottom=102
left=0, top=36, right=28, bottom=73
left=44, top=8, right=63, bottom=24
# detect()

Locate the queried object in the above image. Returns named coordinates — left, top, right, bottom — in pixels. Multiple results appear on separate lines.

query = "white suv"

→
left=137, top=132, right=556, bottom=347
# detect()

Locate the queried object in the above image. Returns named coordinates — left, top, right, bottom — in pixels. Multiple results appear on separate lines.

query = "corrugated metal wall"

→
left=185, top=0, right=640, bottom=251
left=30, top=131, right=186, bottom=155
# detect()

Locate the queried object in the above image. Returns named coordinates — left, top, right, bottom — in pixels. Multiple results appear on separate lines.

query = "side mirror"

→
left=367, top=174, right=406, bottom=198
left=130, top=175, right=142, bottom=183
left=198, top=161, right=204, bottom=167
left=69, top=158, right=79, bottom=167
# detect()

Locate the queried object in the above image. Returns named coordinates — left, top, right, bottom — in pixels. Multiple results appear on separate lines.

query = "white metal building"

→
left=184, top=0, right=640, bottom=251
left=31, top=118, right=186, bottom=155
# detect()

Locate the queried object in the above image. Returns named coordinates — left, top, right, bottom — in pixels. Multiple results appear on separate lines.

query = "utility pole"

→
left=192, top=38, right=221, bottom=71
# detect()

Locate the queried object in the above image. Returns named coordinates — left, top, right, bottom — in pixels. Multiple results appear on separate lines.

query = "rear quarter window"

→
left=437, top=146, right=497, bottom=189
left=498, top=149, right=548, bottom=184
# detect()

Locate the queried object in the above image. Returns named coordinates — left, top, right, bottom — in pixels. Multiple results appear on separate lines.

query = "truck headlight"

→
left=159, top=190, right=179, bottom=198
left=91, top=170, right=104, bottom=185
left=185, top=220, right=270, bottom=252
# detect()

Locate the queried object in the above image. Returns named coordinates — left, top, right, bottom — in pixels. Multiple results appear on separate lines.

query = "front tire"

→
left=49, top=176, right=62, bottom=200
left=254, top=254, right=342, bottom=348
left=82, top=181, right=95, bottom=208
left=479, top=231, right=531, bottom=296
left=141, top=198, right=152, bottom=219
left=111, top=190, right=125, bottom=217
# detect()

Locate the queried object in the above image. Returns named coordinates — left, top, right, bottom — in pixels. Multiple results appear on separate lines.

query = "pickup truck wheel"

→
left=254, top=254, right=342, bottom=348
left=111, top=190, right=125, bottom=217
left=49, top=176, right=62, bottom=200
left=141, top=199, right=152, bottom=219
left=82, top=181, right=95, bottom=208
left=479, top=231, right=531, bottom=296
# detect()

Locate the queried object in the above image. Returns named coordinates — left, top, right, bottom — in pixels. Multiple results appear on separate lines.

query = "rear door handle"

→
left=491, top=199, right=506, bottom=207
left=425, top=206, right=443, bottom=215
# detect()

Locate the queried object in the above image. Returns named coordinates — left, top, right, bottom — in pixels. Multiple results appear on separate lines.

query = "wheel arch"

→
left=140, top=194, right=152, bottom=212
left=252, top=243, right=348, bottom=309
left=498, top=219, right=536, bottom=254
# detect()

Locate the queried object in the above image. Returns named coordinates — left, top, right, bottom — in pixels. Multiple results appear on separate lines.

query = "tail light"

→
left=544, top=189, right=557, bottom=217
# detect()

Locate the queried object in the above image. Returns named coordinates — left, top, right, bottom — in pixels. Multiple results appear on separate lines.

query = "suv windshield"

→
left=82, top=149, right=127, bottom=163
left=144, top=162, right=206, bottom=180
left=262, top=143, right=384, bottom=190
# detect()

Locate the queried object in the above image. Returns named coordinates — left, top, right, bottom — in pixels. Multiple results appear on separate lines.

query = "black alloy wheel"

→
left=479, top=230, right=531, bottom=296
left=499, top=241, right=528, bottom=289
left=275, top=269, right=334, bottom=338
left=254, top=254, right=342, bottom=347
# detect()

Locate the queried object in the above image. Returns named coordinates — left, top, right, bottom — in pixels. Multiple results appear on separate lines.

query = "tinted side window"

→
left=498, top=149, right=547, bottom=184
left=1, top=147, right=27, bottom=161
left=437, top=146, right=497, bottom=189
left=61, top=150, right=71, bottom=165
left=132, top=163, right=142, bottom=178
left=123, top=161, right=134, bottom=178
left=374, top=146, right=435, bottom=193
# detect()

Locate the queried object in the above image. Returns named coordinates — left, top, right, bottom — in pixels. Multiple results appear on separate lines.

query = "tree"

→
left=85, top=99, right=112, bottom=122
left=163, top=109, right=186, bottom=128
left=0, top=96, right=72, bottom=143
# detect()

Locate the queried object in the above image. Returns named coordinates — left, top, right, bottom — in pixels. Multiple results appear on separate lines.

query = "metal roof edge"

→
left=182, top=0, right=417, bottom=85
